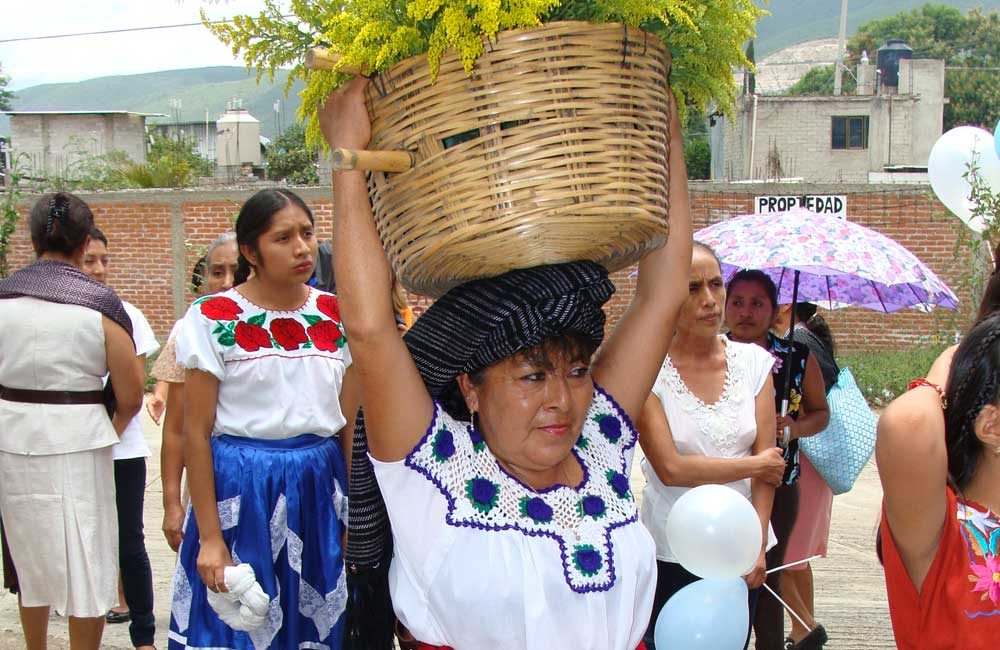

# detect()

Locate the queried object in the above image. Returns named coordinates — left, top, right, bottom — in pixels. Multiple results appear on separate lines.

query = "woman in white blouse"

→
left=168, top=189, right=359, bottom=650
left=639, top=243, right=785, bottom=649
left=318, top=79, right=692, bottom=650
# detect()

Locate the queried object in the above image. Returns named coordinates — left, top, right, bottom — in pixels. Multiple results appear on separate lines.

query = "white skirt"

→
left=0, top=446, right=118, bottom=617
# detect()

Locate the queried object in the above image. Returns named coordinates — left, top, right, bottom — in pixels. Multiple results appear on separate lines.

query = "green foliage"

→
left=150, top=134, right=215, bottom=178
left=265, top=124, right=319, bottom=184
left=840, top=342, right=949, bottom=407
left=35, top=134, right=211, bottom=191
left=114, top=134, right=214, bottom=189
left=846, top=4, right=1000, bottom=130
left=0, top=62, right=13, bottom=111
left=205, top=0, right=765, bottom=147
left=684, top=137, right=710, bottom=180
left=0, top=155, right=26, bottom=278
left=682, top=109, right=710, bottom=180
left=787, top=64, right=856, bottom=96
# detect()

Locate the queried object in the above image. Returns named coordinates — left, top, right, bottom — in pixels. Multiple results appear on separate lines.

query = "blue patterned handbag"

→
left=799, top=366, right=878, bottom=495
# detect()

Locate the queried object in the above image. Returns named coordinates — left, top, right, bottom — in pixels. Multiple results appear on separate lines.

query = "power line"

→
left=0, top=15, right=293, bottom=44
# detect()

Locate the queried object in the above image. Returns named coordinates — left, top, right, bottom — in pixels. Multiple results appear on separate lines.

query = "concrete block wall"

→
left=9, top=114, right=148, bottom=178
left=8, top=183, right=974, bottom=353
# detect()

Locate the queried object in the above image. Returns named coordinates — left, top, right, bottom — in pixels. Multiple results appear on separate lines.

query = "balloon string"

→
left=765, top=554, right=821, bottom=575
left=762, top=582, right=810, bottom=630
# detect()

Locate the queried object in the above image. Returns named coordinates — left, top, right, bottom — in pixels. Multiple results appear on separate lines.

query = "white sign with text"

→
left=754, top=195, right=847, bottom=218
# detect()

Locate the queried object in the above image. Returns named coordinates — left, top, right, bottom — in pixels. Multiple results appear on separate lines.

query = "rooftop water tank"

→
left=877, top=39, right=913, bottom=88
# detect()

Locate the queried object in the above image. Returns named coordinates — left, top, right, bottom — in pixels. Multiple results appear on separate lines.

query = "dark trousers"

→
left=752, top=481, right=801, bottom=650
left=115, top=457, right=155, bottom=647
left=644, top=560, right=760, bottom=650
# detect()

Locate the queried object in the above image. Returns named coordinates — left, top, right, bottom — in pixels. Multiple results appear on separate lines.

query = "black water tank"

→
left=877, top=39, right=913, bottom=88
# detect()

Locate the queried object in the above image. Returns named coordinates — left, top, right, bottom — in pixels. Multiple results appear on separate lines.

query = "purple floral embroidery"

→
left=432, top=429, right=455, bottom=461
left=574, top=545, right=602, bottom=576
left=521, top=496, right=554, bottom=524
left=466, top=478, right=499, bottom=513
left=580, top=495, right=607, bottom=518
left=596, top=414, right=621, bottom=443
left=468, top=426, right=486, bottom=452
left=606, top=470, right=631, bottom=500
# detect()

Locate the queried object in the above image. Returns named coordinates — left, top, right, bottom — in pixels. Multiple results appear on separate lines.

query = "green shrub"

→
left=839, top=343, right=949, bottom=407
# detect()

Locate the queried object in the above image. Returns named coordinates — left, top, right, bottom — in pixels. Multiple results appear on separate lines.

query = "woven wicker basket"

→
left=365, top=21, right=671, bottom=297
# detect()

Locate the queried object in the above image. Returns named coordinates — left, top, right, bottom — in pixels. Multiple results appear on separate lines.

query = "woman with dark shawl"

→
left=308, top=78, right=691, bottom=650
left=0, top=193, right=145, bottom=650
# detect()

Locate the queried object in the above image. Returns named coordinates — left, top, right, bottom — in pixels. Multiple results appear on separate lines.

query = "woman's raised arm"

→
left=319, top=78, right=433, bottom=462
left=591, top=92, right=693, bottom=420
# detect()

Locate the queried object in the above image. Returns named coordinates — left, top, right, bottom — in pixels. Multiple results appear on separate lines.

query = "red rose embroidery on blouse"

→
left=200, top=296, right=243, bottom=321
left=270, top=318, right=309, bottom=351
left=234, top=321, right=273, bottom=352
left=316, top=294, right=341, bottom=323
left=307, top=320, right=342, bottom=352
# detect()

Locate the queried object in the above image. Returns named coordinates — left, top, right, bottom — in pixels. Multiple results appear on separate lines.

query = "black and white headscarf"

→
left=344, top=261, right=614, bottom=650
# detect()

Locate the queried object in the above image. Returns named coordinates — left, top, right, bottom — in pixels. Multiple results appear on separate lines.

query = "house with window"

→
left=710, top=53, right=945, bottom=183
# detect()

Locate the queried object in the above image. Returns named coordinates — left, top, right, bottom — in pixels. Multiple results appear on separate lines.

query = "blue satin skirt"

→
left=168, top=434, right=348, bottom=650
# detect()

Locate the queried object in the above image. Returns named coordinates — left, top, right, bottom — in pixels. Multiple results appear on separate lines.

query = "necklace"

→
left=502, top=455, right=575, bottom=492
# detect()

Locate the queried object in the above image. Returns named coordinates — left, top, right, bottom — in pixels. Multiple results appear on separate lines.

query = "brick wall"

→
left=8, top=183, right=975, bottom=352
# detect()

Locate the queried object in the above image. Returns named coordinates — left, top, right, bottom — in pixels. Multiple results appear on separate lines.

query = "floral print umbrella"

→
left=694, top=208, right=959, bottom=312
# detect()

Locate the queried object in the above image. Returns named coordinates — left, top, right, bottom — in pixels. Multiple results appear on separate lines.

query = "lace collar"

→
left=405, top=386, right=640, bottom=593
left=654, top=337, right=749, bottom=454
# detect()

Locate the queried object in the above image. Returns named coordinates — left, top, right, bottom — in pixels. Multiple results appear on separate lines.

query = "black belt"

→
left=0, top=385, right=105, bottom=405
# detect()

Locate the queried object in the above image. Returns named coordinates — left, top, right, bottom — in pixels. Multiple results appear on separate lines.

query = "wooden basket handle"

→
left=305, top=47, right=367, bottom=76
left=331, top=148, right=413, bottom=173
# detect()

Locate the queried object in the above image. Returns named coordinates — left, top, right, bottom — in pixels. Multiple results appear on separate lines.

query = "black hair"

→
left=726, top=269, right=778, bottom=312
left=693, top=241, right=722, bottom=272
left=796, top=302, right=836, bottom=356
left=944, top=312, right=1000, bottom=490
left=191, top=255, right=207, bottom=294
left=441, top=331, right=598, bottom=422
left=234, top=189, right=314, bottom=285
left=975, top=242, right=1000, bottom=326
left=29, top=192, right=94, bottom=257
left=89, top=226, right=108, bottom=247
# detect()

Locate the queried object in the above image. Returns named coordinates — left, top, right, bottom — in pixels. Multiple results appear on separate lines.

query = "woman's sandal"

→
left=791, top=624, right=828, bottom=650
left=106, top=609, right=131, bottom=624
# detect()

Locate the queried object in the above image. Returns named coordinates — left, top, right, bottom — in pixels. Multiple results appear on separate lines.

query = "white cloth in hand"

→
left=206, top=564, right=270, bottom=631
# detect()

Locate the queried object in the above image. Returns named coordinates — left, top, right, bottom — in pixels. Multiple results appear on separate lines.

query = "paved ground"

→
left=0, top=399, right=896, bottom=648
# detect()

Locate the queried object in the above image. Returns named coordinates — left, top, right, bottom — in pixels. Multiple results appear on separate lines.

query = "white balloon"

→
left=665, top=484, right=762, bottom=580
left=927, top=126, right=1000, bottom=233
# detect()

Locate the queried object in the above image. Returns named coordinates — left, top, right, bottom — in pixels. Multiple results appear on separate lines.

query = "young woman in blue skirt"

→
left=168, top=188, right=359, bottom=650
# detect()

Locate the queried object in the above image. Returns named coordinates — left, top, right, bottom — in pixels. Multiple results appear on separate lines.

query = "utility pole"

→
left=834, top=0, right=849, bottom=96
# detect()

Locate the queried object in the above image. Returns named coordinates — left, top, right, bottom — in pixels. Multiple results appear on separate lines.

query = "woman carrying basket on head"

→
left=318, top=77, right=692, bottom=650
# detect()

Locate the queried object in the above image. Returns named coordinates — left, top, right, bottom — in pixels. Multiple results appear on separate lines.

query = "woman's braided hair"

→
left=944, top=312, right=1000, bottom=490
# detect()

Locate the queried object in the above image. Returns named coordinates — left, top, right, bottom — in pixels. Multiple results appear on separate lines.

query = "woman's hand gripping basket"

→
left=312, top=21, right=672, bottom=297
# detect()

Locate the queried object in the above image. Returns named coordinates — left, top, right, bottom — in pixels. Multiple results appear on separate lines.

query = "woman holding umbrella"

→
left=725, top=270, right=829, bottom=650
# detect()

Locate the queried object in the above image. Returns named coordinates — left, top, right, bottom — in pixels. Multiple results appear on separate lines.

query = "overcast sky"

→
left=1, top=1, right=275, bottom=90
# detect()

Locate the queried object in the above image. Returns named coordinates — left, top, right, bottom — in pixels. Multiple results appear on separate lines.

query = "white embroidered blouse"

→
left=371, top=387, right=656, bottom=650
left=640, top=337, right=777, bottom=562
left=176, top=287, right=352, bottom=440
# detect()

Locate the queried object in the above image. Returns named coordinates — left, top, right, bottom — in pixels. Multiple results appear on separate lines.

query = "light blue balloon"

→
left=995, top=119, right=1000, bottom=161
left=654, top=578, right=749, bottom=650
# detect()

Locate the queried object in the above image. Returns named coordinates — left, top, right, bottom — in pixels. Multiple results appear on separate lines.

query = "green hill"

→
left=3, top=1, right=1000, bottom=138
left=756, top=0, right=1000, bottom=56
left=0, top=67, right=303, bottom=140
